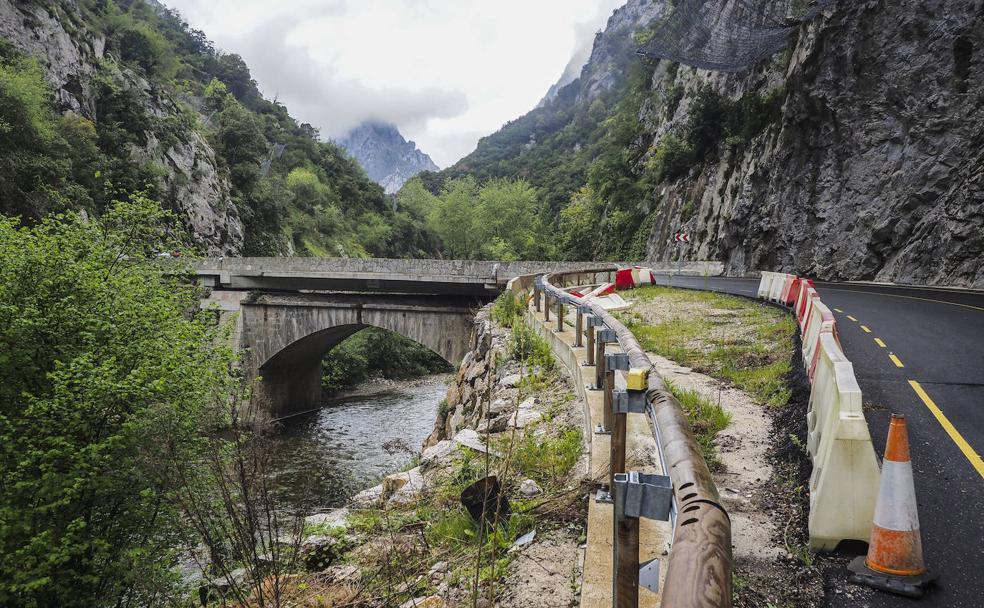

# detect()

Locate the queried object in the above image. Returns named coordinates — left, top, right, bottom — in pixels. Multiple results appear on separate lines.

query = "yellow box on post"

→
left=626, top=368, right=649, bottom=391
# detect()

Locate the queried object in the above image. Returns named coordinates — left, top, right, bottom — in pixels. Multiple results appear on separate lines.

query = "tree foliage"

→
left=0, top=197, right=238, bottom=606
left=321, top=328, right=451, bottom=393
left=419, top=176, right=549, bottom=260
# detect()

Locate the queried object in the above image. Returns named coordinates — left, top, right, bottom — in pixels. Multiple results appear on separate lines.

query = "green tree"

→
left=0, top=196, right=238, bottom=606
left=428, top=176, right=480, bottom=258
left=475, top=178, right=541, bottom=260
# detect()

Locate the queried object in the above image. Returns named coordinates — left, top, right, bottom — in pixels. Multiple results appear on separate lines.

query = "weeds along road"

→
left=653, top=275, right=984, bottom=608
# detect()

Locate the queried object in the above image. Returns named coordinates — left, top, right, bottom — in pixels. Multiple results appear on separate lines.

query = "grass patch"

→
left=665, top=381, right=731, bottom=471
left=620, top=286, right=796, bottom=407
left=505, top=428, right=582, bottom=489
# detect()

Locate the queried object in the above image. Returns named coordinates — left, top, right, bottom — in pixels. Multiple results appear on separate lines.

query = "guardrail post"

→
left=594, top=332, right=605, bottom=390
left=544, top=294, right=551, bottom=322
left=574, top=307, right=584, bottom=347
left=556, top=300, right=565, bottom=332
left=534, top=285, right=541, bottom=312
left=612, top=472, right=673, bottom=608
left=606, top=368, right=618, bottom=483
left=586, top=316, right=596, bottom=366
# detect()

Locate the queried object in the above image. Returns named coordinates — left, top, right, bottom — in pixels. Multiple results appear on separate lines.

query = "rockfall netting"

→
left=637, top=0, right=837, bottom=72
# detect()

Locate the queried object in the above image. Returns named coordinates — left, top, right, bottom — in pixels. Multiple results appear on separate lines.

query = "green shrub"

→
left=509, top=317, right=554, bottom=371
left=492, top=290, right=523, bottom=326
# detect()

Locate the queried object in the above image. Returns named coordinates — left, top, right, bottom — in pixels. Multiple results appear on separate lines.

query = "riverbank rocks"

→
left=453, top=428, right=495, bottom=455
left=351, top=483, right=384, bottom=506
left=425, top=306, right=513, bottom=447
left=398, top=596, right=445, bottom=608
left=382, top=467, right=427, bottom=505
left=301, top=533, right=350, bottom=572
left=421, top=439, right=456, bottom=466
left=519, top=479, right=542, bottom=497
left=509, top=397, right=542, bottom=429
left=304, top=507, right=349, bottom=530
left=499, top=373, right=522, bottom=388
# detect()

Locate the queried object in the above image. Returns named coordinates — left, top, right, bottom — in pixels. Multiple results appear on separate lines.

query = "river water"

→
left=267, top=375, right=448, bottom=511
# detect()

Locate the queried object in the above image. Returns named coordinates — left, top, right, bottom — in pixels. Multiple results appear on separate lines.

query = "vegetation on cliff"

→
left=0, top=0, right=440, bottom=258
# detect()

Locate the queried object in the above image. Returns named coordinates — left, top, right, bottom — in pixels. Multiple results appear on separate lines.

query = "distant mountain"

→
left=339, top=123, right=439, bottom=194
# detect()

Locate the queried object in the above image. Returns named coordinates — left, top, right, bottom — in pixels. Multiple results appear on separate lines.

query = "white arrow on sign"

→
left=673, top=233, right=690, bottom=243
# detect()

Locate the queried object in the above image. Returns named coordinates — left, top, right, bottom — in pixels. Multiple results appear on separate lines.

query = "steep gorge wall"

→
left=641, top=0, right=984, bottom=287
left=0, top=0, right=243, bottom=253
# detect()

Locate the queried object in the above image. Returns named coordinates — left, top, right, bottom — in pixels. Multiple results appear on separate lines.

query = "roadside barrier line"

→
left=889, top=355, right=905, bottom=368
left=874, top=338, right=887, bottom=348
left=908, top=380, right=984, bottom=480
left=834, top=308, right=844, bottom=313
left=860, top=325, right=872, bottom=333
left=847, top=315, right=858, bottom=322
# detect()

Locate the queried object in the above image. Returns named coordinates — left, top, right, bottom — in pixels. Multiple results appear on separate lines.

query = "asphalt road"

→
left=654, top=275, right=984, bottom=607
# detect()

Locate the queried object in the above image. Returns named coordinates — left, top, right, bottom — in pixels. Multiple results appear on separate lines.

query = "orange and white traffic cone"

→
left=848, top=414, right=937, bottom=597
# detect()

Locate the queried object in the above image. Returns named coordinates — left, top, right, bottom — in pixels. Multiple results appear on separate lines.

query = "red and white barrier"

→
left=756, top=270, right=878, bottom=551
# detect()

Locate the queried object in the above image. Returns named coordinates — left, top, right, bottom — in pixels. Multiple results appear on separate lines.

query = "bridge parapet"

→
left=196, top=258, right=723, bottom=295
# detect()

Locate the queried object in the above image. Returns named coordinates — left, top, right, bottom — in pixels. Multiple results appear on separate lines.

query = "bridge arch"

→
left=239, top=293, right=479, bottom=415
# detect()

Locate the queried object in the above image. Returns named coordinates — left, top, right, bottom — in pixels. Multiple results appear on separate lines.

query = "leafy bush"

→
left=491, top=290, right=523, bottom=326
left=0, top=197, right=238, bottom=606
left=508, top=317, right=554, bottom=371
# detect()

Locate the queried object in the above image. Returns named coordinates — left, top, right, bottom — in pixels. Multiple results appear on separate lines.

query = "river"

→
left=266, top=374, right=449, bottom=512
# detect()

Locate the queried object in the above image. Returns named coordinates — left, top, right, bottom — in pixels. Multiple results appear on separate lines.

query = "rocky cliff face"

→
left=0, top=0, right=243, bottom=253
left=639, top=0, right=984, bottom=287
left=451, top=0, right=983, bottom=287
left=339, top=122, right=438, bottom=194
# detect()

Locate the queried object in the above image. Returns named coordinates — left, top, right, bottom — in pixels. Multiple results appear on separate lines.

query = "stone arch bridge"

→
left=197, top=257, right=723, bottom=415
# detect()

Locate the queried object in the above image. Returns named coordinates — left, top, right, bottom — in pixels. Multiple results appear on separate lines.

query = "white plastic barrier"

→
left=769, top=273, right=794, bottom=303
left=801, top=299, right=837, bottom=376
left=757, top=272, right=777, bottom=298
left=807, top=333, right=881, bottom=550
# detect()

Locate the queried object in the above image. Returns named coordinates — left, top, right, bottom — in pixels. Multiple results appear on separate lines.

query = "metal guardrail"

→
left=515, top=268, right=733, bottom=608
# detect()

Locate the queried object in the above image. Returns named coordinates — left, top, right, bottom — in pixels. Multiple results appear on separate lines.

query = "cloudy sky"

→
left=165, top=0, right=626, bottom=167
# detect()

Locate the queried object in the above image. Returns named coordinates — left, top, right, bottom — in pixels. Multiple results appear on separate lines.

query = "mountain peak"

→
left=338, top=122, right=438, bottom=194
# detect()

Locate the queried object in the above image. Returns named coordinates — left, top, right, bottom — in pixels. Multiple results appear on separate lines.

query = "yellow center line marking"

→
left=874, top=338, right=887, bottom=348
left=909, top=380, right=984, bottom=479
left=847, top=315, right=858, bottom=322
left=860, top=325, right=872, bottom=333
left=889, top=354, right=905, bottom=368
left=834, top=308, right=844, bottom=313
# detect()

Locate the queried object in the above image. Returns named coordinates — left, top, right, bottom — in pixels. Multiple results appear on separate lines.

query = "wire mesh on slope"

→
left=637, top=0, right=837, bottom=72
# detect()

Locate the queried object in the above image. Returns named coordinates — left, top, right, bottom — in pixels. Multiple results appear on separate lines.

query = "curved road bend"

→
left=652, top=275, right=984, bottom=607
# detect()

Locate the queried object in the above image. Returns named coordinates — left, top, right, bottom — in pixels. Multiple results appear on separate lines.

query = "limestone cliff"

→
left=639, top=0, right=984, bottom=287
left=448, top=0, right=984, bottom=287
left=338, top=122, right=439, bottom=194
left=0, top=0, right=243, bottom=253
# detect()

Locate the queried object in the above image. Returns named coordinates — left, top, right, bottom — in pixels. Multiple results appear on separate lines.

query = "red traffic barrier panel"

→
left=781, top=275, right=797, bottom=306
left=615, top=268, right=636, bottom=290
left=795, top=279, right=815, bottom=322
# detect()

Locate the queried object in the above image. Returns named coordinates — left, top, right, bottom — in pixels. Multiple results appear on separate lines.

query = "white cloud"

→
left=165, top=0, right=627, bottom=167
